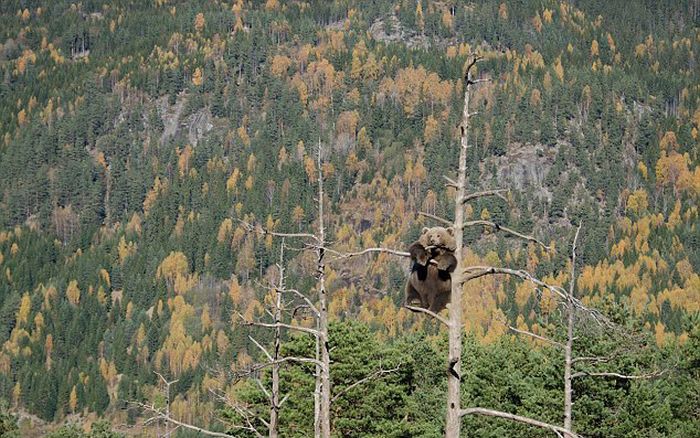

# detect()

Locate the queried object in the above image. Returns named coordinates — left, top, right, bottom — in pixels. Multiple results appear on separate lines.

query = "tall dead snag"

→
left=445, top=54, right=489, bottom=437
left=315, top=142, right=332, bottom=438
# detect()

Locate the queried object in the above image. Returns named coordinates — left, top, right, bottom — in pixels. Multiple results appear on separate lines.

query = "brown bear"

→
left=405, top=226, right=458, bottom=313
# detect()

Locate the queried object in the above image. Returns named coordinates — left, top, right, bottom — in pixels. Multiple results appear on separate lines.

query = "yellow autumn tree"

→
left=192, top=67, right=203, bottom=86
left=66, top=280, right=80, bottom=305
left=17, top=293, right=31, bottom=326
left=553, top=56, right=564, bottom=82
left=69, top=385, right=78, bottom=413
left=194, top=12, right=205, bottom=32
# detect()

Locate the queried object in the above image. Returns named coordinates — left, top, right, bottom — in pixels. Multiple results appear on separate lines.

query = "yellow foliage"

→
left=543, top=8, right=553, bottom=23
left=17, top=108, right=30, bottom=127
left=194, top=12, right=205, bottom=32
left=626, top=189, right=648, bottom=215
left=656, top=151, right=691, bottom=194
left=143, top=176, right=166, bottom=215
left=424, top=115, right=440, bottom=143
left=590, top=39, right=599, bottom=57
left=228, top=277, right=241, bottom=305
left=659, top=131, right=678, bottom=151
left=553, top=56, right=564, bottom=82
left=216, top=330, right=230, bottom=354
left=532, top=13, right=542, bottom=33
left=17, top=293, right=31, bottom=326
left=667, top=199, right=682, bottom=228
left=99, top=268, right=111, bottom=287
left=217, top=218, right=233, bottom=243
left=226, top=168, right=241, bottom=192
left=514, top=282, right=532, bottom=311
left=117, top=236, right=137, bottom=263
left=66, top=280, right=80, bottom=306
left=191, top=66, right=203, bottom=86
left=498, top=3, right=508, bottom=19
left=654, top=322, right=667, bottom=346
left=69, top=385, right=78, bottom=413
left=607, top=33, right=616, bottom=52
left=201, top=304, right=211, bottom=332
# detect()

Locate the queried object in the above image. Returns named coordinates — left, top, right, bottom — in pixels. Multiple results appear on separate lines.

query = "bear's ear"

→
left=421, top=227, right=430, bottom=234
left=446, top=227, right=455, bottom=236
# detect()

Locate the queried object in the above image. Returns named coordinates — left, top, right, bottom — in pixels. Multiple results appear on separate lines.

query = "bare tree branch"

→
left=280, top=288, right=320, bottom=317
left=238, top=219, right=319, bottom=241
left=136, top=402, right=237, bottom=438
left=249, top=356, right=326, bottom=370
left=404, top=305, right=452, bottom=327
left=249, top=336, right=273, bottom=361
left=462, top=189, right=509, bottom=204
left=254, top=377, right=271, bottom=399
left=325, top=246, right=411, bottom=260
left=572, top=370, right=665, bottom=379
left=461, top=407, right=579, bottom=438
left=506, top=324, right=564, bottom=349
left=443, top=175, right=458, bottom=188
left=418, top=211, right=453, bottom=226
left=238, top=313, right=321, bottom=337
left=463, top=220, right=550, bottom=250
left=331, top=365, right=401, bottom=403
left=571, top=355, right=615, bottom=364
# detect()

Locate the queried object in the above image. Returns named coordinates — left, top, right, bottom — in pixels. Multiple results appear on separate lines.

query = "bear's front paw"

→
left=416, top=252, right=429, bottom=266
left=437, top=258, right=451, bottom=270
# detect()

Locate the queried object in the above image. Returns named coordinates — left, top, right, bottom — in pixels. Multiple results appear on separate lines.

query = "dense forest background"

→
left=0, top=0, right=698, bottom=436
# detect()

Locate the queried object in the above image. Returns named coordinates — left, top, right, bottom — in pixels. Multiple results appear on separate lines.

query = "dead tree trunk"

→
left=316, top=142, right=332, bottom=438
left=563, top=225, right=581, bottom=433
left=445, top=55, right=484, bottom=438
left=269, top=241, right=285, bottom=438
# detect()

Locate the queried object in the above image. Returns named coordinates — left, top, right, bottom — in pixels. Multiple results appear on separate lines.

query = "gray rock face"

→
left=158, top=95, right=213, bottom=147
left=187, top=108, right=213, bottom=147
left=490, top=143, right=557, bottom=202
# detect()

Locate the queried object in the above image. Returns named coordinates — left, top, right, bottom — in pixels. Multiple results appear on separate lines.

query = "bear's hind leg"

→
left=405, top=280, right=421, bottom=307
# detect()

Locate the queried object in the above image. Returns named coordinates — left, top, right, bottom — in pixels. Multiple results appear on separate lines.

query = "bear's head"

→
left=419, top=226, right=456, bottom=252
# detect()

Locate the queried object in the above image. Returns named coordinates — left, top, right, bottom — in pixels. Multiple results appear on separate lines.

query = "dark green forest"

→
left=0, top=0, right=698, bottom=436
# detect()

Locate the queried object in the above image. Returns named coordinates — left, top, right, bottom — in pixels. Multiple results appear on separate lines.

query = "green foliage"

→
left=0, top=400, right=19, bottom=438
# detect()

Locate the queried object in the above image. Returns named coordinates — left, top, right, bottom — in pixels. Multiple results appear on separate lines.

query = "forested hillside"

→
left=0, top=0, right=698, bottom=436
